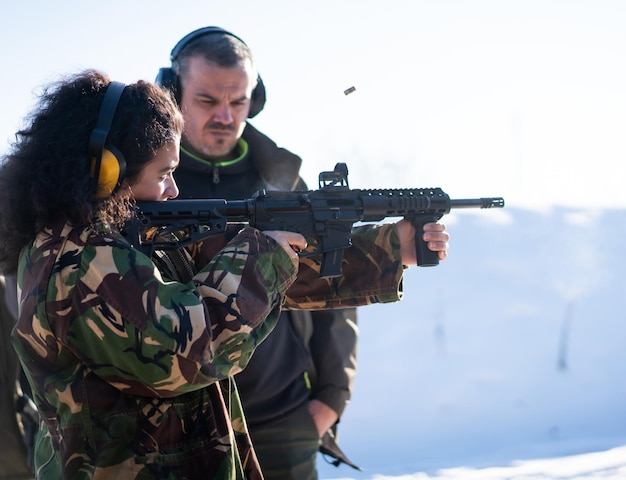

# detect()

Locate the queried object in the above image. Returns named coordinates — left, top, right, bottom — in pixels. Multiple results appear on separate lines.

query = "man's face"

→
left=130, top=140, right=180, bottom=201
left=178, top=55, right=256, bottom=159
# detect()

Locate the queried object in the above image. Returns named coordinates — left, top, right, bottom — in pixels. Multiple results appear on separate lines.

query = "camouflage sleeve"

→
left=59, top=227, right=297, bottom=398
left=284, top=223, right=405, bottom=309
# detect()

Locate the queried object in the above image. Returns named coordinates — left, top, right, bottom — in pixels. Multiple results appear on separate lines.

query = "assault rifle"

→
left=129, top=163, right=504, bottom=278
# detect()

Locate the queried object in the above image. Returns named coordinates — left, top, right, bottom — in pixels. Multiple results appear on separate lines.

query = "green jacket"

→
left=12, top=218, right=404, bottom=479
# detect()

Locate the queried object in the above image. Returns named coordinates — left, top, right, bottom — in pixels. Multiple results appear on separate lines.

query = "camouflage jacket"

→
left=12, top=219, right=404, bottom=480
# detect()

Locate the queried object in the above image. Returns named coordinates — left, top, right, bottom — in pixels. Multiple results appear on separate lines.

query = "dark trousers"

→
left=248, top=402, right=320, bottom=480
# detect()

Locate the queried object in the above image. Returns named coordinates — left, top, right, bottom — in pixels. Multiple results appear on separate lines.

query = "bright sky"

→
left=1, top=0, right=624, bottom=210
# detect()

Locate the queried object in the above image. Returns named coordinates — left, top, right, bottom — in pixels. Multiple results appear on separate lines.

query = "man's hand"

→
left=308, top=399, right=339, bottom=438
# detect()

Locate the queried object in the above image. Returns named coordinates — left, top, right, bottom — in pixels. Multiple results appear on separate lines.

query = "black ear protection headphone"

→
left=155, top=26, right=266, bottom=118
left=88, top=81, right=127, bottom=199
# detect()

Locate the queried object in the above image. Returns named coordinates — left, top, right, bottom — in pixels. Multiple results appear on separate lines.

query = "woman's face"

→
left=129, top=140, right=180, bottom=201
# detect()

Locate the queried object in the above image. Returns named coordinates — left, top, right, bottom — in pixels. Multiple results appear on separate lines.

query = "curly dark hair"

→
left=0, top=69, right=183, bottom=274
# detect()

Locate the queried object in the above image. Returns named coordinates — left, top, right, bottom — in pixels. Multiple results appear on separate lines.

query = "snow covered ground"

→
left=317, top=206, right=626, bottom=480
left=371, top=444, right=626, bottom=479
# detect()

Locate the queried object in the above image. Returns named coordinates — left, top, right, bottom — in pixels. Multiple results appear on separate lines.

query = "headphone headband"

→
left=170, top=26, right=247, bottom=62
left=89, top=81, right=126, bottom=156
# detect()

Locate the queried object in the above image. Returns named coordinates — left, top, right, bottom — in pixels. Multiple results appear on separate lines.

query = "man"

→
left=156, top=27, right=361, bottom=479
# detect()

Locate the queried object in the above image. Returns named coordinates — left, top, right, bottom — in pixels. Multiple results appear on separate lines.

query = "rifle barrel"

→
left=450, top=197, right=505, bottom=209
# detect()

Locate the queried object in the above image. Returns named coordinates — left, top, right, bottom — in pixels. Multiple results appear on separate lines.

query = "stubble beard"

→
left=202, top=123, right=240, bottom=159
left=205, top=135, right=237, bottom=159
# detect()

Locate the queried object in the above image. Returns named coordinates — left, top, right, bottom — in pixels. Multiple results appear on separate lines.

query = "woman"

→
left=0, top=70, right=448, bottom=479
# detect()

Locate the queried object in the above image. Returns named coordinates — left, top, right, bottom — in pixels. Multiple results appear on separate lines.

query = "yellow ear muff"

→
left=90, top=145, right=126, bottom=199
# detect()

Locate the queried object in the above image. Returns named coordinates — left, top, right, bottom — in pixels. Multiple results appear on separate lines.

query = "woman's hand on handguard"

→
left=263, top=230, right=307, bottom=262
left=396, top=220, right=450, bottom=265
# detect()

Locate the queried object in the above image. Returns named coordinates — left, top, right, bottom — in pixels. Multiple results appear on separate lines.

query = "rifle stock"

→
left=129, top=163, right=505, bottom=278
